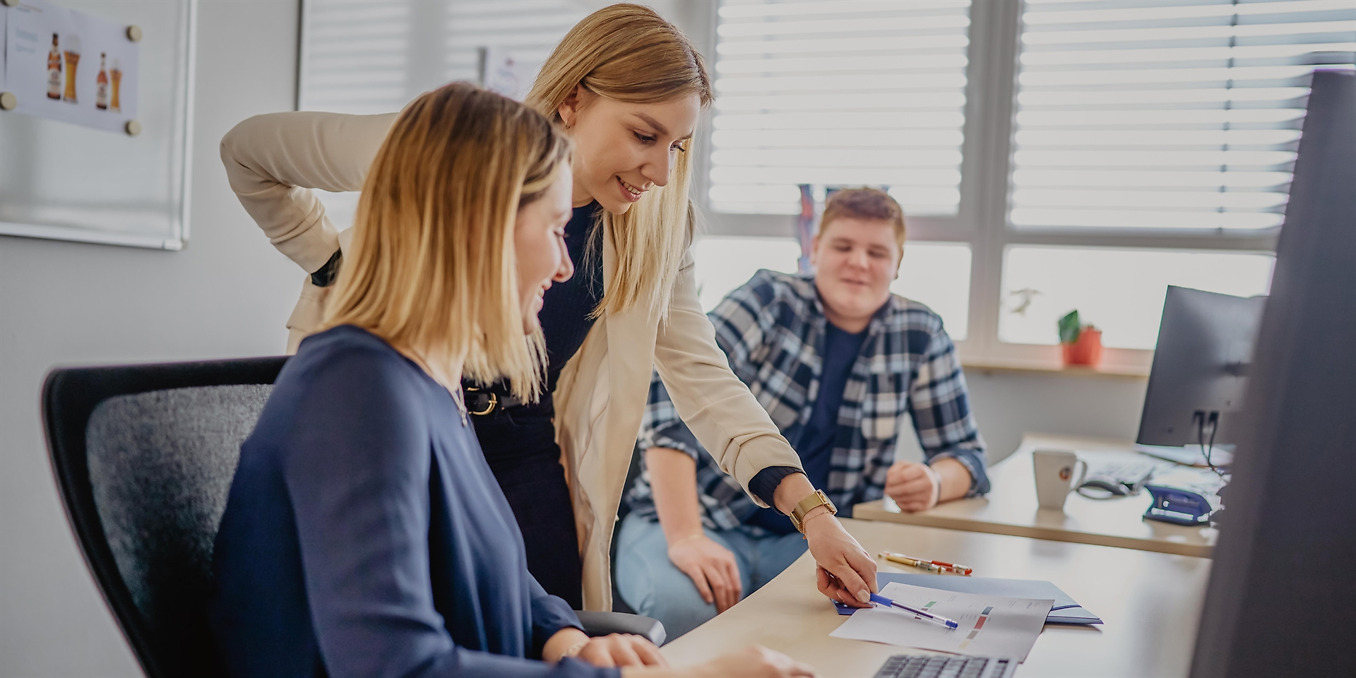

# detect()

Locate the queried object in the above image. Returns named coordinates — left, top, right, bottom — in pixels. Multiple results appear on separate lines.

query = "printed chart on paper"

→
left=830, top=582, right=1053, bottom=661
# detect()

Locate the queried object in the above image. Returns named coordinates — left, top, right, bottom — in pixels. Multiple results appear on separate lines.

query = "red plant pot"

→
left=1061, top=328, right=1103, bottom=367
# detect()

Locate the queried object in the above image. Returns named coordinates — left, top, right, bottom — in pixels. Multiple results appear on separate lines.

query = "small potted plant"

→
left=1058, top=310, right=1103, bottom=367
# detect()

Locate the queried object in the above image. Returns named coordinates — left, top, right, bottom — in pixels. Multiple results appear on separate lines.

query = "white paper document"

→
left=830, top=582, right=1054, bottom=661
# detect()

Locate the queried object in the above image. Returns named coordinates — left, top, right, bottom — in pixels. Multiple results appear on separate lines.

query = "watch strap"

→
left=790, top=489, right=837, bottom=533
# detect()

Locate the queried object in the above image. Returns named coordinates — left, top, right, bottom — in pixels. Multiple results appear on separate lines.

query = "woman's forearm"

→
left=541, top=626, right=589, bottom=663
left=772, top=472, right=826, bottom=520
left=220, top=110, right=396, bottom=272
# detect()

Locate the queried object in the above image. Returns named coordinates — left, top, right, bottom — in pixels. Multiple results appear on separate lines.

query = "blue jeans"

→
left=614, top=512, right=808, bottom=640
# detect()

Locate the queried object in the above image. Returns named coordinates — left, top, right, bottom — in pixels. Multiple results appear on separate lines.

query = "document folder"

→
left=833, top=573, right=1102, bottom=625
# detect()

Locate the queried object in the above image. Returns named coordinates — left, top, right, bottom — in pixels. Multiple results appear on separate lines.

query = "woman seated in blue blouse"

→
left=208, top=82, right=815, bottom=678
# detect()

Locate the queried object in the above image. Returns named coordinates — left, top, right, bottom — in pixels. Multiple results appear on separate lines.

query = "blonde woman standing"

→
left=211, top=81, right=815, bottom=677
left=222, top=4, right=876, bottom=615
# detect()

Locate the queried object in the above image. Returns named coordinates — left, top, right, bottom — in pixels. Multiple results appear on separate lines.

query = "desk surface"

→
left=660, top=518, right=1211, bottom=678
left=852, top=433, right=1218, bottom=558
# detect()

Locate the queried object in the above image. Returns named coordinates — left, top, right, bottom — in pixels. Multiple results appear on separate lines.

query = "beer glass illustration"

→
left=62, top=34, right=83, bottom=103
left=110, top=58, right=123, bottom=112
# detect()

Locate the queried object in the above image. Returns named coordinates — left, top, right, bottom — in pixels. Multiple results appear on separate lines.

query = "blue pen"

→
left=869, top=593, right=960, bottom=630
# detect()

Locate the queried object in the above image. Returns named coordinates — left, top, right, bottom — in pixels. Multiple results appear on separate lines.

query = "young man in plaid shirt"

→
left=615, top=188, right=991, bottom=639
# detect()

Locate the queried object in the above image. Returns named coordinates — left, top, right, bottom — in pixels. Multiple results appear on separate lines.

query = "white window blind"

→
left=300, top=0, right=415, bottom=114
left=1011, top=0, right=1356, bottom=232
left=442, top=1, right=586, bottom=91
left=301, top=0, right=585, bottom=114
left=709, top=0, right=974, bottom=216
left=297, top=0, right=585, bottom=228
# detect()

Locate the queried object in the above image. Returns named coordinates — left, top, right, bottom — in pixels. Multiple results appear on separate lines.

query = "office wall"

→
left=963, top=371, right=1147, bottom=462
left=890, top=370, right=1147, bottom=467
left=0, top=2, right=1149, bottom=675
left=0, top=1, right=301, bottom=675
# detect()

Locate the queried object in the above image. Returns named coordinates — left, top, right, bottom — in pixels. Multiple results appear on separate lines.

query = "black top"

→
left=539, top=203, right=607, bottom=390
left=209, top=325, right=613, bottom=678
left=470, top=202, right=795, bottom=508
left=470, top=203, right=604, bottom=465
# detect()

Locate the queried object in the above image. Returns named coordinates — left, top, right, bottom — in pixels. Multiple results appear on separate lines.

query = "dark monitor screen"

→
left=1135, top=286, right=1267, bottom=449
left=1191, top=69, right=1356, bottom=677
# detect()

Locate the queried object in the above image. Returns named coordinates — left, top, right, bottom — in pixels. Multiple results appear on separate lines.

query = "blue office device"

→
left=1143, top=484, right=1214, bottom=526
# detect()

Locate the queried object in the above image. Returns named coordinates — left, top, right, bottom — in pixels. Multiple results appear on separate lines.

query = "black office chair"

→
left=42, top=356, right=662, bottom=678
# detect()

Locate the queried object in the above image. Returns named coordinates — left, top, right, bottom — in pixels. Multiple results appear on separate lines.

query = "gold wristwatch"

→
left=789, top=489, right=838, bottom=533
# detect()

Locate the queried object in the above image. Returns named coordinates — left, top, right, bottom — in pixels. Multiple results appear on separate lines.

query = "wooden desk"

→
left=852, top=434, right=1218, bottom=558
left=661, top=519, right=1211, bottom=678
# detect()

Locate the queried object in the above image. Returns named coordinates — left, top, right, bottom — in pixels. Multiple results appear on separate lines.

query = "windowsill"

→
left=960, top=358, right=1149, bottom=379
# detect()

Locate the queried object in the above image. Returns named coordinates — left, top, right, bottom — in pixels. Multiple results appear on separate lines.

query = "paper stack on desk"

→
left=833, top=574, right=1102, bottom=625
left=830, top=582, right=1053, bottom=661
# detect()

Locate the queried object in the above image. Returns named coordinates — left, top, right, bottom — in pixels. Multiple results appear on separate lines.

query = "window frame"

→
left=696, top=0, right=1283, bottom=374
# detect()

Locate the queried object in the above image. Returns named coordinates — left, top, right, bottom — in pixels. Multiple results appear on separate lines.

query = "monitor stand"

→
left=1136, top=444, right=1234, bottom=468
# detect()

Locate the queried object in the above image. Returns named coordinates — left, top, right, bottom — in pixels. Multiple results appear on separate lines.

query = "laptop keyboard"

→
left=873, top=654, right=1014, bottom=678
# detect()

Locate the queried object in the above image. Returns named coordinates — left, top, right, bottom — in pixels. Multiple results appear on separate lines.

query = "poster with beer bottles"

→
left=1, top=0, right=139, bottom=133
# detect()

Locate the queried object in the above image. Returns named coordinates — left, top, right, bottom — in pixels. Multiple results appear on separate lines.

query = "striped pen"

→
left=880, top=551, right=974, bottom=576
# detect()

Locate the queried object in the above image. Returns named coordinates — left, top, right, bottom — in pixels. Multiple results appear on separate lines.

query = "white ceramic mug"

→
left=1032, top=449, right=1088, bottom=511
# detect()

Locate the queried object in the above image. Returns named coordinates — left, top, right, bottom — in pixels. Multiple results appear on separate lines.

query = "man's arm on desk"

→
left=886, top=458, right=973, bottom=512
left=888, top=320, right=990, bottom=513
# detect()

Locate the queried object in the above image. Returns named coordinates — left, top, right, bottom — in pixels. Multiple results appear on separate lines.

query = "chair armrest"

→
left=573, top=610, right=667, bottom=646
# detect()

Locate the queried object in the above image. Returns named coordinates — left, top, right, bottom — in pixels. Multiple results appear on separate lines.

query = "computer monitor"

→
left=1190, top=69, right=1356, bottom=677
left=1134, top=286, right=1267, bottom=463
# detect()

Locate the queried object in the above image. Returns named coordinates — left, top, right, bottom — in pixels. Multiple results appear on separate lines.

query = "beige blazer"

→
left=221, top=111, right=804, bottom=611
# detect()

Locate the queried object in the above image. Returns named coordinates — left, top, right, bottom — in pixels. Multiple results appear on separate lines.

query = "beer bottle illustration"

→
left=96, top=53, right=109, bottom=110
left=62, top=34, right=82, bottom=103
left=110, top=58, right=122, bottom=112
left=47, top=34, right=62, bottom=100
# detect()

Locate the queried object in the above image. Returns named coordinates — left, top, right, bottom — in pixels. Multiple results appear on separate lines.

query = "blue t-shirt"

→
left=209, top=325, right=616, bottom=678
left=746, top=322, right=867, bottom=534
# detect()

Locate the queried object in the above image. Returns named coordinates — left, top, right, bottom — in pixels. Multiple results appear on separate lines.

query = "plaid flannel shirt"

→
left=625, top=270, right=990, bottom=531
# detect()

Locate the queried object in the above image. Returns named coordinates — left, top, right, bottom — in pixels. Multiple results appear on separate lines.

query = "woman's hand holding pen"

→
left=771, top=473, right=877, bottom=607
left=802, top=509, right=877, bottom=608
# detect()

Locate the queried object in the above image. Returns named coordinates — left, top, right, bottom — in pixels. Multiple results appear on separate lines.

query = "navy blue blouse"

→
left=209, top=325, right=617, bottom=678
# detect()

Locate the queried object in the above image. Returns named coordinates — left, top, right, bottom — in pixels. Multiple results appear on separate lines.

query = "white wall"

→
left=0, top=1, right=301, bottom=674
left=891, top=370, right=1148, bottom=468
left=964, top=371, right=1147, bottom=463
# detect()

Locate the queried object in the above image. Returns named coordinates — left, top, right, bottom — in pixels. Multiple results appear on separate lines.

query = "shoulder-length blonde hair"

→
left=525, top=3, right=714, bottom=319
left=321, top=82, right=571, bottom=402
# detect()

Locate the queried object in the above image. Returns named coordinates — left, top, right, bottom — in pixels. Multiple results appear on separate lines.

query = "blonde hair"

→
left=821, top=187, right=908, bottom=254
left=321, top=82, right=571, bottom=402
left=525, top=3, right=714, bottom=318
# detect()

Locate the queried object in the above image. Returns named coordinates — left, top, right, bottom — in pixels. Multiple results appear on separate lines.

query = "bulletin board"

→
left=0, top=0, right=195, bottom=250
